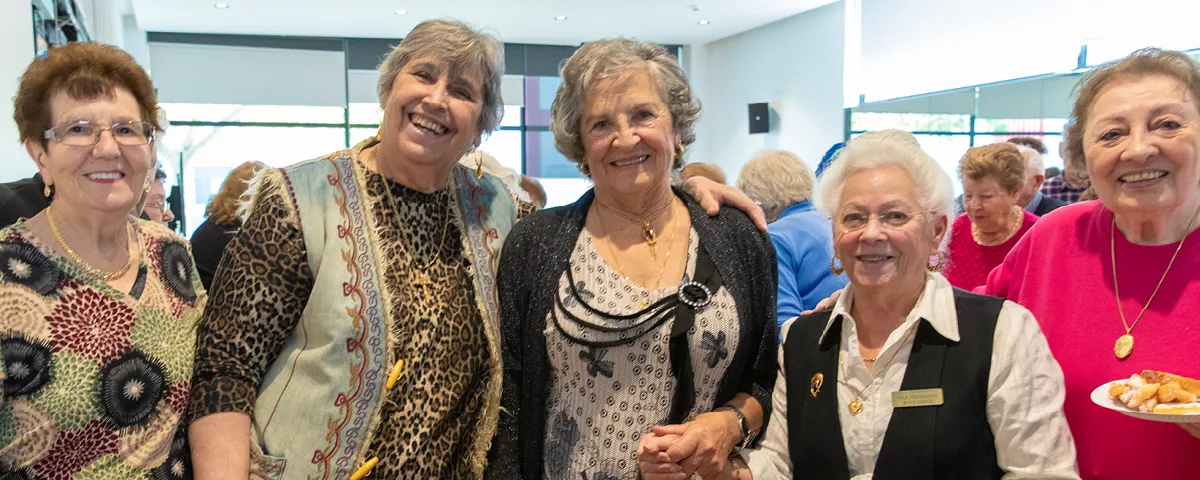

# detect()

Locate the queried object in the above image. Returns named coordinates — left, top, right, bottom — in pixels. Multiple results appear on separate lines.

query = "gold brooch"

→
left=810, top=373, right=824, bottom=398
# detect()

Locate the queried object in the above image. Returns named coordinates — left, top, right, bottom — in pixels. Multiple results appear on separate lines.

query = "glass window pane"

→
left=350, top=127, right=379, bottom=146
left=500, top=105, right=523, bottom=128
left=524, top=130, right=583, bottom=179
left=850, top=112, right=971, bottom=133
left=349, top=103, right=383, bottom=125
left=160, top=125, right=346, bottom=236
left=524, top=77, right=561, bottom=127
left=910, top=134, right=971, bottom=195
left=479, top=130, right=523, bottom=173
left=537, top=178, right=594, bottom=208
left=974, top=134, right=1065, bottom=170
left=973, top=118, right=1068, bottom=134
left=163, top=103, right=345, bottom=124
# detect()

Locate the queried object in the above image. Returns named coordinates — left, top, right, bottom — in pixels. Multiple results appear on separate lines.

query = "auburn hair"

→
left=14, top=42, right=161, bottom=147
left=206, top=162, right=268, bottom=225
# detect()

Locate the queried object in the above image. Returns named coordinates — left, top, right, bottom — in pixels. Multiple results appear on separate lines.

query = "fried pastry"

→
left=1108, top=370, right=1200, bottom=415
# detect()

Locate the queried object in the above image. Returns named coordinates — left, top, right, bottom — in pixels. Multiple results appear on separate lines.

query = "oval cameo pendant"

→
left=1114, top=334, right=1134, bottom=359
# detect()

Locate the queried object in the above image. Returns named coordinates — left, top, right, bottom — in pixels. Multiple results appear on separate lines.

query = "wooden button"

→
left=350, top=456, right=379, bottom=480
left=386, top=359, right=405, bottom=390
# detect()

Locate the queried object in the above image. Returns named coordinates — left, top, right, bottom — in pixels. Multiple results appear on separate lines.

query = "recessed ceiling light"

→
left=214, top=3, right=229, bottom=8
left=698, top=20, right=710, bottom=25
left=555, top=15, right=568, bottom=21
left=395, top=9, right=408, bottom=15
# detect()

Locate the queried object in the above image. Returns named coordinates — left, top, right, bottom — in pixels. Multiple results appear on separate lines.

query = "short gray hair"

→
left=815, top=130, right=954, bottom=225
left=1013, top=144, right=1045, bottom=180
left=737, top=149, right=816, bottom=222
left=550, top=39, right=700, bottom=174
left=376, top=19, right=505, bottom=135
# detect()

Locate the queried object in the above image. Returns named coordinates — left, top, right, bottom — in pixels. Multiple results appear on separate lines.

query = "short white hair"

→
left=815, top=129, right=954, bottom=224
left=736, top=149, right=815, bottom=222
left=1013, top=144, right=1045, bottom=180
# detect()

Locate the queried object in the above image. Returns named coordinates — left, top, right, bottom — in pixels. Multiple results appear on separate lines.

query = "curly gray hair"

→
left=550, top=39, right=700, bottom=175
left=376, top=19, right=505, bottom=136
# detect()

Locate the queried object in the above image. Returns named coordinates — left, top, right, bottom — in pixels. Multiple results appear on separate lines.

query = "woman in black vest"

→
left=733, top=130, right=1080, bottom=479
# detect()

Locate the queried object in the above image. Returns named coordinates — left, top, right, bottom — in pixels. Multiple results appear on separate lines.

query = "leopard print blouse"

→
left=190, top=167, right=532, bottom=478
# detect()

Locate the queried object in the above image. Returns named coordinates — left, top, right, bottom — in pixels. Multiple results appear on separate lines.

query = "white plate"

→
left=1090, top=381, right=1200, bottom=424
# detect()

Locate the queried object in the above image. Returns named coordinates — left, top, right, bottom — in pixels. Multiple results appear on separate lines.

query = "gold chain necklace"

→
left=971, top=206, right=1022, bottom=246
left=370, top=162, right=454, bottom=304
left=1109, top=207, right=1199, bottom=359
left=837, top=325, right=917, bottom=416
left=46, top=206, right=136, bottom=281
left=596, top=202, right=681, bottom=310
left=597, top=199, right=673, bottom=256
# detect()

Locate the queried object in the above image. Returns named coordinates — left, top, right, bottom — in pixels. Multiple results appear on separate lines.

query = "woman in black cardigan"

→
left=486, top=39, right=777, bottom=480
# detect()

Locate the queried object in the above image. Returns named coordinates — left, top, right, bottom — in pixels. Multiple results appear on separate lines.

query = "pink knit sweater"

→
left=944, top=210, right=1037, bottom=290
left=980, top=201, right=1200, bottom=479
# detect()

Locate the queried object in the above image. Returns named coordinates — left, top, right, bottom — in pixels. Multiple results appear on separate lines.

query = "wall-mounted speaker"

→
left=748, top=103, right=769, bottom=134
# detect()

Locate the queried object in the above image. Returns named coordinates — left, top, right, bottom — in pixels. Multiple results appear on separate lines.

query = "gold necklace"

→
left=838, top=325, right=917, bottom=416
left=372, top=163, right=454, bottom=304
left=46, top=206, right=136, bottom=281
left=596, top=202, right=681, bottom=310
left=597, top=199, right=673, bottom=256
left=1109, top=208, right=1198, bottom=359
left=971, top=206, right=1021, bottom=246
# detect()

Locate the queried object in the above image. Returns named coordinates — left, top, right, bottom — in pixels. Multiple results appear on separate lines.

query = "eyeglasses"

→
left=143, top=200, right=166, bottom=213
left=43, top=120, right=156, bottom=147
left=837, top=210, right=926, bottom=232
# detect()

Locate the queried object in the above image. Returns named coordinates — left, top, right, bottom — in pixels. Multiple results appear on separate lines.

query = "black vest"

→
left=783, top=289, right=1005, bottom=480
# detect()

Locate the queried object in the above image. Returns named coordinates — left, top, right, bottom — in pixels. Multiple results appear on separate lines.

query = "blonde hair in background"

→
left=958, top=142, right=1027, bottom=194
left=207, top=161, right=268, bottom=225
left=680, top=162, right=727, bottom=185
left=737, top=149, right=816, bottom=223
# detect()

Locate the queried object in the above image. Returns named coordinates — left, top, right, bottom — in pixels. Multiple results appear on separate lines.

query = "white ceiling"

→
left=131, top=0, right=838, bottom=46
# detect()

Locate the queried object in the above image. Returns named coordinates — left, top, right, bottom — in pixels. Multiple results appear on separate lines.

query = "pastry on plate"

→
left=1108, top=370, right=1200, bottom=414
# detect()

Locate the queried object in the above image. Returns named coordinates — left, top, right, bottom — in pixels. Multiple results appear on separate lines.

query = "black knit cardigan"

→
left=485, top=188, right=778, bottom=479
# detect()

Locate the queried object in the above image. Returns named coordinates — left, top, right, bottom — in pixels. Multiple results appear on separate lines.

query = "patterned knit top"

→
left=0, top=219, right=205, bottom=479
left=943, top=211, right=1037, bottom=290
left=542, top=230, right=741, bottom=480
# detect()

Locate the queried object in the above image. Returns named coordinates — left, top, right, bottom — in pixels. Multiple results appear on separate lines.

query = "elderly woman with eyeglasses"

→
left=0, top=43, right=205, bottom=477
left=738, top=130, right=1078, bottom=479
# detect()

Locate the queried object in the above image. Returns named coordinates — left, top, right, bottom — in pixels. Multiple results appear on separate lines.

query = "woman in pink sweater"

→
left=981, top=48, right=1200, bottom=479
left=944, top=143, right=1038, bottom=290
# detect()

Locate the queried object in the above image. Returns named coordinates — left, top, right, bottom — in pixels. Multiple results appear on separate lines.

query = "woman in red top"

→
left=943, top=143, right=1038, bottom=289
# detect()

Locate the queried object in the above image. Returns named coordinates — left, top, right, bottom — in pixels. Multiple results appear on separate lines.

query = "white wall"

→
left=148, top=43, right=347, bottom=106
left=858, top=0, right=1200, bottom=103
left=1, top=1, right=36, bottom=182
left=688, top=1, right=846, bottom=182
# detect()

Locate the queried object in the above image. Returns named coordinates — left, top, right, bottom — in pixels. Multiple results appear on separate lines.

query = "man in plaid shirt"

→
left=1042, top=132, right=1091, bottom=203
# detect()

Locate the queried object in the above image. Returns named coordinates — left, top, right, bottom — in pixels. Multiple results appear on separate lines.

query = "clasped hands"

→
left=636, top=410, right=742, bottom=480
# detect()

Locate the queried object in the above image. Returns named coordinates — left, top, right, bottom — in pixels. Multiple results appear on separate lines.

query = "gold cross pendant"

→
left=642, top=223, right=658, bottom=256
left=412, top=271, right=434, bottom=303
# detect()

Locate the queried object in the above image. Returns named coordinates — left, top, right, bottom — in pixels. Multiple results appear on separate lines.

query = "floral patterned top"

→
left=0, top=219, right=205, bottom=479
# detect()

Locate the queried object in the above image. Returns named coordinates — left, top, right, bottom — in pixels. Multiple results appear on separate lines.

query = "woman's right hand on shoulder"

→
left=802, top=290, right=842, bottom=315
